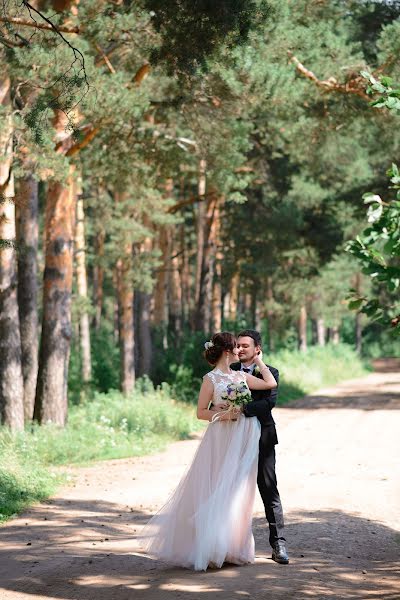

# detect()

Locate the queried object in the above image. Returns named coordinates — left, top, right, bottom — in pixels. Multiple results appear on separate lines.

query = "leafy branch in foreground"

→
left=346, top=72, right=400, bottom=332
left=346, top=164, right=400, bottom=330
left=362, top=71, right=400, bottom=112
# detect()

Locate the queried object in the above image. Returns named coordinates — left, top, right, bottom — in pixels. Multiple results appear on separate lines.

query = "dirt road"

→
left=1, top=359, right=399, bottom=600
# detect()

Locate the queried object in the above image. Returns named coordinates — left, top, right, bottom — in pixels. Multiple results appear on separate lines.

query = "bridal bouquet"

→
left=212, top=381, right=251, bottom=423
left=221, top=381, right=252, bottom=407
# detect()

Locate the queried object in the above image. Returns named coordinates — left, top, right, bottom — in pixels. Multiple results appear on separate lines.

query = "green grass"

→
left=0, top=439, right=64, bottom=523
left=274, top=343, right=370, bottom=404
left=0, top=343, right=369, bottom=523
left=0, top=385, right=204, bottom=523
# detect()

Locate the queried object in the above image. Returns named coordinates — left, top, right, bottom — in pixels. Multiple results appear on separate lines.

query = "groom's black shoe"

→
left=272, top=541, right=289, bottom=564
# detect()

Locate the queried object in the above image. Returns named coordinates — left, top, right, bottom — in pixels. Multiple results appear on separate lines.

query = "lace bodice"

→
left=206, top=368, right=248, bottom=406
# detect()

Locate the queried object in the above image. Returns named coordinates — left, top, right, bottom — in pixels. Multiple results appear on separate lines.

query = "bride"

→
left=140, top=331, right=277, bottom=571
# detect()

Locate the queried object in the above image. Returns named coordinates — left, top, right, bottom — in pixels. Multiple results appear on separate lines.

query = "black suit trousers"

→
left=257, top=439, right=285, bottom=547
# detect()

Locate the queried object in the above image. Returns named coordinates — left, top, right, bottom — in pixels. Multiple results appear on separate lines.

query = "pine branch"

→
left=0, top=15, right=80, bottom=34
left=287, top=51, right=370, bottom=101
left=168, top=190, right=218, bottom=214
left=134, top=63, right=151, bottom=84
left=94, top=43, right=116, bottom=74
left=23, top=2, right=88, bottom=87
left=65, top=126, right=100, bottom=157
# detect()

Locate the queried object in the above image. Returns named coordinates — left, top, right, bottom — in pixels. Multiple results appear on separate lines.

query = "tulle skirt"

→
left=140, top=415, right=261, bottom=571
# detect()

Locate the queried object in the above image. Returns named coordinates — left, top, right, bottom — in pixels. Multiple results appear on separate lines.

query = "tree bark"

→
left=169, top=244, right=183, bottom=338
left=92, top=228, right=105, bottom=330
left=194, top=196, right=218, bottom=332
left=153, top=180, right=173, bottom=336
left=16, top=176, right=39, bottom=421
left=136, top=232, right=153, bottom=377
left=266, top=276, right=275, bottom=352
left=252, top=289, right=261, bottom=331
left=227, top=272, right=239, bottom=322
left=34, top=163, right=76, bottom=426
left=116, top=255, right=135, bottom=394
left=316, top=317, right=326, bottom=347
left=180, top=222, right=191, bottom=325
left=331, top=325, right=340, bottom=345
left=211, top=205, right=222, bottom=332
left=0, top=75, right=24, bottom=430
left=298, top=305, right=307, bottom=352
left=194, top=159, right=207, bottom=323
left=136, top=291, right=152, bottom=377
left=75, top=192, right=92, bottom=382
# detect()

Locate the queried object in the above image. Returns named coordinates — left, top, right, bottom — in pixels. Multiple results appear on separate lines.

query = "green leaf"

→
left=380, top=76, right=393, bottom=87
left=386, top=97, right=400, bottom=110
left=383, top=239, right=396, bottom=255
left=348, top=299, right=364, bottom=310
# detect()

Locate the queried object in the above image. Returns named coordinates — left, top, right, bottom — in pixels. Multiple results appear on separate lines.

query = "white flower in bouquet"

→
left=220, top=381, right=252, bottom=408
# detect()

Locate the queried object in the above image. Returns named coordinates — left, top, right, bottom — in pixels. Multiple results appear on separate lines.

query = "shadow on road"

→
left=0, top=498, right=399, bottom=600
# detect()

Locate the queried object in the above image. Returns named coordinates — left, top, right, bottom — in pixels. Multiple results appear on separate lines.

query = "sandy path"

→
left=1, top=359, right=399, bottom=600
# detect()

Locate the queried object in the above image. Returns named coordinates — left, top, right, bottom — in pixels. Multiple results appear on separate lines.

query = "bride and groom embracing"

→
left=141, top=329, right=289, bottom=571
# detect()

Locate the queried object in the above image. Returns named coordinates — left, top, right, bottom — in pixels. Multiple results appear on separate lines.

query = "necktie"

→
left=243, top=367, right=251, bottom=373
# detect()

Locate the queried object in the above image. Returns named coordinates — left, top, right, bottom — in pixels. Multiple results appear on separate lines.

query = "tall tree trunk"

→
left=331, top=325, right=340, bottom=345
left=153, top=226, right=170, bottom=348
left=75, top=192, right=92, bottom=382
left=245, top=293, right=252, bottom=322
left=16, top=175, right=39, bottom=421
left=194, top=159, right=207, bottom=322
left=298, top=305, right=307, bottom=352
left=211, top=204, right=222, bottom=332
left=180, top=222, right=191, bottom=325
left=316, top=317, right=326, bottom=347
left=112, top=269, right=119, bottom=342
left=136, top=232, right=153, bottom=376
left=169, top=245, right=183, bottom=338
left=153, top=180, right=173, bottom=336
left=266, top=276, right=275, bottom=352
left=0, top=76, right=24, bottom=429
left=136, top=291, right=152, bottom=377
left=253, top=289, right=261, bottom=331
left=34, top=160, right=76, bottom=426
left=92, top=228, right=105, bottom=330
left=0, top=77, right=24, bottom=430
left=116, top=254, right=135, bottom=394
left=194, top=195, right=218, bottom=332
left=228, top=272, right=239, bottom=322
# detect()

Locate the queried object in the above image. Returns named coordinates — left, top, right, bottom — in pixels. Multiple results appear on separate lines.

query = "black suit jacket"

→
left=231, top=361, right=279, bottom=448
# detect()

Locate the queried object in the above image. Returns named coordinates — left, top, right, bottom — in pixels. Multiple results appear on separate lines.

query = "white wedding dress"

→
left=140, top=368, right=261, bottom=571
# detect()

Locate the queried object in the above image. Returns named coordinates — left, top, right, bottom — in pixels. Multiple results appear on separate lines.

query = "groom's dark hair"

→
left=237, top=329, right=262, bottom=348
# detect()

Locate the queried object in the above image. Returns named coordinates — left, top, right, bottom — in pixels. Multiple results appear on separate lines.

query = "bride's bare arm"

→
left=245, top=357, right=277, bottom=390
left=197, top=377, right=216, bottom=421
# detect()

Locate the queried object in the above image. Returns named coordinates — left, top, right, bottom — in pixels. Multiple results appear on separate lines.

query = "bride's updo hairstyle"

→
left=204, top=332, right=236, bottom=366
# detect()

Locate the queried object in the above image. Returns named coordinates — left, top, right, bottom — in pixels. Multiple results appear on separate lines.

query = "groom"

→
left=231, top=329, right=289, bottom=565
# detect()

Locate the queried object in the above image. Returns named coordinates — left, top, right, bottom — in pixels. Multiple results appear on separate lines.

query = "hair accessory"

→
left=204, top=340, right=214, bottom=350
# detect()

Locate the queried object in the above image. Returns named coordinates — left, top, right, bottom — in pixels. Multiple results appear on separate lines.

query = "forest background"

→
left=0, top=0, right=399, bottom=519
